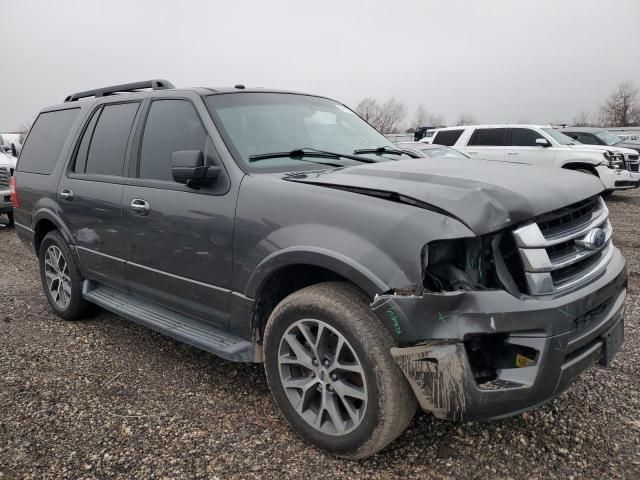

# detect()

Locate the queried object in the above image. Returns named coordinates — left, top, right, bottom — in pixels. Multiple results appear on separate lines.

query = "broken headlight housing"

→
left=421, top=232, right=526, bottom=295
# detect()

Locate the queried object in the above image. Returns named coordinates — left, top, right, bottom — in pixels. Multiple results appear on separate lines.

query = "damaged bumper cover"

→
left=374, top=247, right=627, bottom=422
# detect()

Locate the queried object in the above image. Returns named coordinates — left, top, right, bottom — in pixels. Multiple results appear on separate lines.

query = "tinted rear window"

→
left=433, top=129, right=464, bottom=146
left=469, top=128, right=508, bottom=146
left=84, top=102, right=139, bottom=176
left=18, top=108, right=80, bottom=174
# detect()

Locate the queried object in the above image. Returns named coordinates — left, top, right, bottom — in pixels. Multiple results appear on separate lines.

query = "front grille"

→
left=629, top=154, right=639, bottom=161
left=512, top=196, right=613, bottom=295
left=0, top=167, right=9, bottom=188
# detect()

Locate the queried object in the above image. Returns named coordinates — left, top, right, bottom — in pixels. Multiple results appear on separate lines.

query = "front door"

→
left=506, top=128, right=556, bottom=167
left=122, top=97, right=235, bottom=328
left=58, top=101, right=142, bottom=289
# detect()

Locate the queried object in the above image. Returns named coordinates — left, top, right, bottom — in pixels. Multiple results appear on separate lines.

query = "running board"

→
left=82, top=281, right=257, bottom=363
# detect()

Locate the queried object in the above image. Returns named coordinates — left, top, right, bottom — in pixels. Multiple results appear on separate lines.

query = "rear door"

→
left=122, top=94, right=235, bottom=329
left=507, top=127, right=556, bottom=166
left=464, top=128, right=507, bottom=161
left=57, top=100, right=142, bottom=289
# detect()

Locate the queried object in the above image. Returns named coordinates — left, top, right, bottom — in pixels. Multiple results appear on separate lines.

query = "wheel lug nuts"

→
left=327, top=385, right=334, bottom=392
left=312, top=358, right=318, bottom=366
left=323, top=359, right=330, bottom=367
left=331, top=373, right=337, bottom=381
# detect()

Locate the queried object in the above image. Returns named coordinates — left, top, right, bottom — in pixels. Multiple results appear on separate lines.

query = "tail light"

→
left=9, top=176, right=20, bottom=209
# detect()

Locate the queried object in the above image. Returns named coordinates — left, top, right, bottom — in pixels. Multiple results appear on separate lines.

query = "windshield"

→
left=205, top=93, right=409, bottom=171
left=541, top=128, right=576, bottom=145
left=420, top=146, right=468, bottom=158
left=595, top=131, right=622, bottom=146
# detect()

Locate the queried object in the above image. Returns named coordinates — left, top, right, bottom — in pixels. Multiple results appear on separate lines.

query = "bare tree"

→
left=355, top=97, right=407, bottom=133
left=377, top=98, right=407, bottom=134
left=455, top=113, right=477, bottom=126
left=411, top=105, right=446, bottom=129
left=355, top=98, right=381, bottom=126
left=572, top=111, right=593, bottom=127
left=600, top=81, right=640, bottom=127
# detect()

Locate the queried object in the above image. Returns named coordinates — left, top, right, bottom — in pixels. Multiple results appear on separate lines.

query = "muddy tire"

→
left=38, top=230, right=93, bottom=321
left=264, top=282, right=417, bottom=459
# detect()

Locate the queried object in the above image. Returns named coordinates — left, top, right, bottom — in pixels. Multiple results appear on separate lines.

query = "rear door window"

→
left=510, top=128, right=544, bottom=147
left=468, top=128, right=508, bottom=146
left=18, top=108, right=80, bottom=174
left=82, top=102, right=139, bottom=177
left=432, top=129, right=464, bottom=146
left=139, top=100, right=208, bottom=181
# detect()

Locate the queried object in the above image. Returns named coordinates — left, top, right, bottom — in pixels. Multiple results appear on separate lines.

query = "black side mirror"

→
left=171, top=150, right=221, bottom=188
left=535, top=138, right=550, bottom=147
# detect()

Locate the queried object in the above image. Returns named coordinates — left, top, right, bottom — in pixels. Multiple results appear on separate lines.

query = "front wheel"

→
left=263, top=282, right=417, bottom=459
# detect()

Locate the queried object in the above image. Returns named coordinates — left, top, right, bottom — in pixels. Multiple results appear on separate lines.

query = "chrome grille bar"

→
left=513, top=196, right=614, bottom=295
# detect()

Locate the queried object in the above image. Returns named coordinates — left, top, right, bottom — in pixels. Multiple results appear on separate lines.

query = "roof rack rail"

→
left=64, top=79, right=175, bottom=102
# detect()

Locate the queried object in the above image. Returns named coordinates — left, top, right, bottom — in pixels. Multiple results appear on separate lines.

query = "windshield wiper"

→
left=353, top=146, right=405, bottom=156
left=249, top=148, right=377, bottom=164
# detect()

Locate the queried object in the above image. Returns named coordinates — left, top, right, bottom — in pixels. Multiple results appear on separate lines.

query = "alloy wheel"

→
left=278, top=319, right=368, bottom=436
left=44, top=245, right=72, bottom=309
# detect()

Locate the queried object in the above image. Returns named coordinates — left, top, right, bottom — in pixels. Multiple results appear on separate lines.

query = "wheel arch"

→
left=561, top=162, right=600, bottom=177
left=247, top=247, right=392, bottom=341
left=33, top=209, right=74, bottom=255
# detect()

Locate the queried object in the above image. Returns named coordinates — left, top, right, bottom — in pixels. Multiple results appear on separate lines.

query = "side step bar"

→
left=82, top=281, right=257, bottom=363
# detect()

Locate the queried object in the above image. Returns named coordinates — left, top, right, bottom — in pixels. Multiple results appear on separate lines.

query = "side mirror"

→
left=171, top=150, right=221, bottom=188
left=535, top=138, right=550, bottom=147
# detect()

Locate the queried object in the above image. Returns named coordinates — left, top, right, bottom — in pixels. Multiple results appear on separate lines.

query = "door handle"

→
left=130, top=199, right=150, bottom=215
left=467, top=151, right=478, bottom=155
left=60, top=189, right=74, bottom=201
left=507, top=152, right=519, bottom=155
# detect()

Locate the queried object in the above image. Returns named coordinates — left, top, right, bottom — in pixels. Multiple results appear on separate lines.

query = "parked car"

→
left=560, top=127, right=640, bottom=162
left=13, top=81, right=627, bottom=458
left=413, top=126, right=437, bottom=142
left=428, top=125, right=639, bottom=194
left=0, top=149, right=16, bottom=226
left=615, top=133, right=640, bottom=142
left=395, top=141, right=469, bottom=159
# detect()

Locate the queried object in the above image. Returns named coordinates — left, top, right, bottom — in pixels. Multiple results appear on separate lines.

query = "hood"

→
left=284, top=158, right=604, bottom=235
left=567, top=144, right=638, bottom=155
left=613, top=142, right=640, bottom=154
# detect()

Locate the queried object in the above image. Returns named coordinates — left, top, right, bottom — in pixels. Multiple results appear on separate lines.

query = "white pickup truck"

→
left=425, top=125, right=640, bottom=194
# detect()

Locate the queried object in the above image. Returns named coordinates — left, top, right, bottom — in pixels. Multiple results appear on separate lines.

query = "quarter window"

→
left=82, top=103, right=140, bottom=176
left=510, top=128, right=544, bottom=147
left=18, top=108, right=80, bottom=175
left=468, top=128, right=508, bottom=146
left=432, top=129, right=464, bottom=146
left=139, top=100, right=208, bottom=181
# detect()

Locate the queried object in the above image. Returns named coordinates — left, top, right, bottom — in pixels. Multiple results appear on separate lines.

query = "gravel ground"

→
left=1, top=192, right=640, bottom=480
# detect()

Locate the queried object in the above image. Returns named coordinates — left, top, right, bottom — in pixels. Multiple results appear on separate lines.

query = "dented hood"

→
left=285, top=158, right=604, bottom=235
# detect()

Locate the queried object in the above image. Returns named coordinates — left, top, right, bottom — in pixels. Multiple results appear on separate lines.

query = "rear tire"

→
left=38, top=230, right=92, bottom=321
left=264, top=282, right=417, bottom=459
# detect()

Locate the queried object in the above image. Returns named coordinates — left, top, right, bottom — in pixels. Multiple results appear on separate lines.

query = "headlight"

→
left=604, top=151, right=624, bottom=169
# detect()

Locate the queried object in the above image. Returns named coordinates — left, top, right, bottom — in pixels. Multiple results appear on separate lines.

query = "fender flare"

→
left=32, top=208, right=75, bottom=249
left=245, top=246, right=392, bottom=300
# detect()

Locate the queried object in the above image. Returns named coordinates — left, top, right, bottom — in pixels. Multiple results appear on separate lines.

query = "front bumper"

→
left=374, top=247, right=627, bottom=421
left=597, top=165, right=639, bottom=190
left=0, top=188, right=12, bottom=214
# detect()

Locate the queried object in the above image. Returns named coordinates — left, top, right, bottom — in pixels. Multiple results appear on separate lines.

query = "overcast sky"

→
left=1, top=0, right=639, bottom=131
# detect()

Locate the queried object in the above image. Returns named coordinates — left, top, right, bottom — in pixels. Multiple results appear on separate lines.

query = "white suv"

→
left=429, top=125, right=639, bottom=194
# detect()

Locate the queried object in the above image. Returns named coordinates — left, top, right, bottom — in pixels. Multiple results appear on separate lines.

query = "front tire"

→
left=39, top=230, right=92, bottom=320
left=264, top=282, right=417, bottom=459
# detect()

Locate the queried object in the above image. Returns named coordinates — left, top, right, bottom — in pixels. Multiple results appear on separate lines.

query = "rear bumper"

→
left=375, top=248, right=627, bottom=421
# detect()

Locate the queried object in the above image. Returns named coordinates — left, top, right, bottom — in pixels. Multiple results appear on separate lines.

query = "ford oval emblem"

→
left=580, top=228, right=606, bottom=250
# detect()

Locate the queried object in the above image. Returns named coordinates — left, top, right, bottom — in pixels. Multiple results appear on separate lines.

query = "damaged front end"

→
left=372, top=220, right=628, bottom=422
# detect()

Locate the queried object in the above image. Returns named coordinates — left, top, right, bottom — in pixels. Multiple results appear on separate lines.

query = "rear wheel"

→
left=264, top=282, right=417, bottom=459
left=39, top=230, right=92, bottom=320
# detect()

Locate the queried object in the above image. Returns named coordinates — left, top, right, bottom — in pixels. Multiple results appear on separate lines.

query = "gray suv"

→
left=13, top=80, right=627, bottom=458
